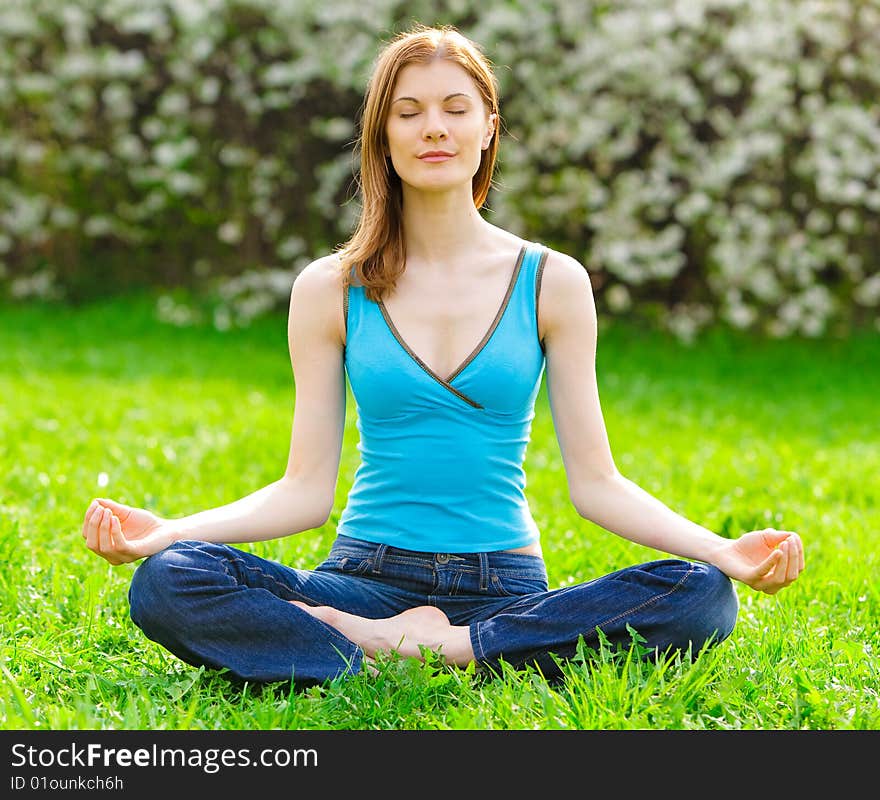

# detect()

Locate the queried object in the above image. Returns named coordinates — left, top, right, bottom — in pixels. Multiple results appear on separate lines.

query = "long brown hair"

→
left=334, top=24, right=502, bottom=302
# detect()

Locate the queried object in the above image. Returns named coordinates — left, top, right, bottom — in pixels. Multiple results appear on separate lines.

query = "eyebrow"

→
left=391, top=92, right=473, bottom=105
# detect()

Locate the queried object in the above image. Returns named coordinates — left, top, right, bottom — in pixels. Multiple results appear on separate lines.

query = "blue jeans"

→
left=128, top=534, right=739, bottom=686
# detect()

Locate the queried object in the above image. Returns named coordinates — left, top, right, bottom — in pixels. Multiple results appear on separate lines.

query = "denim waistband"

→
left=329, top=533, right=547, bottom=589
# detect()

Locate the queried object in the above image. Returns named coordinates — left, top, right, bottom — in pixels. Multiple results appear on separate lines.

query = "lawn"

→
left=1, top=294, right=878, bottom=729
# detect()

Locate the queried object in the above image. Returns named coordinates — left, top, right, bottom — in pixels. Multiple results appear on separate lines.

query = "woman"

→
left=82, top=24, right=804, bottom=686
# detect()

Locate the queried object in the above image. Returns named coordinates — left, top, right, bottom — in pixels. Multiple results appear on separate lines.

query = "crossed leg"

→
left=291, top=602, right=475, bottom=666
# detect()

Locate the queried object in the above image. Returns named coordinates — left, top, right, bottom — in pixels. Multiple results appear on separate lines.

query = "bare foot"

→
left=291, top=602, right=474, bottom=665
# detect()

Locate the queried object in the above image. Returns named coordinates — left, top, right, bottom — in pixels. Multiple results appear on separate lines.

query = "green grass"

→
left=1, top=294, right=878, bottom=730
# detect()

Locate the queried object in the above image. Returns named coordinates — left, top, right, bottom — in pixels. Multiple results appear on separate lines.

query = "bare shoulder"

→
left=291, top=253, right=345, bottom=298
left=538, top=247, right=596, bottom=344
left=288, top=253, right=347, bottom=346
left=541, top=247, right=592, bottom=294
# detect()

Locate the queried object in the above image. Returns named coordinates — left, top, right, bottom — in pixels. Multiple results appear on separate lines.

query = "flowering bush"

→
left=2, top=0, right=878, bottom=339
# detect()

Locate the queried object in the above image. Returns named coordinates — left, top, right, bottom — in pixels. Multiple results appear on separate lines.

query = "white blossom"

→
left=1, top=0, right=876, bottom=340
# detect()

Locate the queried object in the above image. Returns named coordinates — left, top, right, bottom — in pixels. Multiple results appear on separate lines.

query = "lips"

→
left=418, top=151, right=455, bottom=159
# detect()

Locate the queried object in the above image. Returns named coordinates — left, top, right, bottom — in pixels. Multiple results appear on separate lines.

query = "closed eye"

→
left=399, top=110, right=468, bottom=118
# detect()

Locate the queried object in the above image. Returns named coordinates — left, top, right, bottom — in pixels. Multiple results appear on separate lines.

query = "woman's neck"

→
left=401, top=186, right=490, bottom=269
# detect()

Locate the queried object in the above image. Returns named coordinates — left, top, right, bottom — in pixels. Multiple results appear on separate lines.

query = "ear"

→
left=483, top=113, right=497, bottom=149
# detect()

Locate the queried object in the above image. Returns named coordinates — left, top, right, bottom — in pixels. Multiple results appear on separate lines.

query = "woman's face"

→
left=384, top=58, right=496, bottom=193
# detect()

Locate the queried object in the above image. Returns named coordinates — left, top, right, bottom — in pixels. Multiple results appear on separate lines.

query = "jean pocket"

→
left=489, top=570, right=548, bottom=597
left=316, top=554, right=373, bottom=576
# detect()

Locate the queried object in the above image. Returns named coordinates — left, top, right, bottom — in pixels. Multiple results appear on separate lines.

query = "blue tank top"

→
left=337, top=241, right=549, bottom=553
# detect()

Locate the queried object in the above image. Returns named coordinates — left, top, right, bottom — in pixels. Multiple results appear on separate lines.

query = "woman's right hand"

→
left=82, top=498, right=176, bottom=564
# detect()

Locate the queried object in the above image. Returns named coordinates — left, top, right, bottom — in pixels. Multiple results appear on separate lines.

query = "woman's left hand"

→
left=713, top=528, right=805, bottom=595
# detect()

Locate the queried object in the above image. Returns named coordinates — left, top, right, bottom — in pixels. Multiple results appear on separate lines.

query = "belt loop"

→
left=479, top=551, right=489, bottom=591
left=371, top=543, right=388, bottom=575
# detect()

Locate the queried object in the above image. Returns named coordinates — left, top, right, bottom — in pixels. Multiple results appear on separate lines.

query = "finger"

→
left=761, top=528, right=792, bottom=549
left=98, top=507, right=113, bottom=552
left=96, top=497, right=130, bottom=521
left=104, top=515, right=126, bottom=564
left=752, top=554, right=785, bottom=594
left=785, top=539, right=800, bottom=583
left=85, top=503, right=104, bottom=551
left=780, top=533, right=804, bottom=583
left=101, top=516, right=129, bottom=565
left=764, top=542, right=788, bottom=591
left=775, top=540, right=792, bottom=585
left=793, top=533, right=805, bottom=572
left=754, top=547, right=783, bottom=581
left=107, top=512, right=117, bottom=549
left=82, top=500, right=98, bottom=538
left=109, top=514, right=131, bottom=554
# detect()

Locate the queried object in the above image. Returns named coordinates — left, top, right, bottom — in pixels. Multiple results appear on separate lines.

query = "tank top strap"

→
left=343, top=263, right=363, bottom=346
left=520, top=241, right=549, bottom=289
left=518, top=241, right=549, bottom=353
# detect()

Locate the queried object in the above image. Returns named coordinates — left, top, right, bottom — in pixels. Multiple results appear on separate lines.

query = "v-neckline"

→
left=377, top=244, right=527, bottom=396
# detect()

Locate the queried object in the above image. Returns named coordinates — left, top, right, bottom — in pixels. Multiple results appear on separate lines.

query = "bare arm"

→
left=83, top=255, right=347, bottom=563
left=538, top=250, right=804, bottom=593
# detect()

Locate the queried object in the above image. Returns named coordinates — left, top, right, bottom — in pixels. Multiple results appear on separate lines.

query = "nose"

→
left=422, top=108, right=448, bottom=142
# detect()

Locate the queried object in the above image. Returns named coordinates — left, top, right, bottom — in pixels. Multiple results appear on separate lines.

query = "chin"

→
left=401, top=165, right=476, bottom=191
